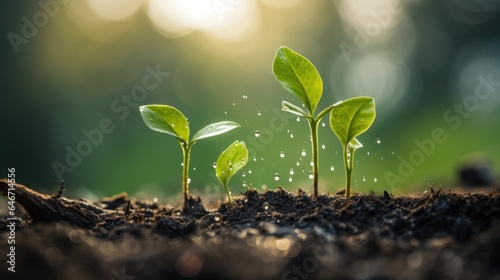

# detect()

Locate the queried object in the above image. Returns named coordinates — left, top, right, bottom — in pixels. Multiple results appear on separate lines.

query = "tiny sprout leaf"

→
left=192, top=121, right=240, bottom=143
left=329, top=97, right=376, bottom=148
left=348, top=137, right=363, bottom=151
left=282, top=100, right=309, bottom=117
left=273, top=46, right=323, bottom=114
left=139, top=105, right=189, bottom=142
left=216, top=141, right=248, bottom=199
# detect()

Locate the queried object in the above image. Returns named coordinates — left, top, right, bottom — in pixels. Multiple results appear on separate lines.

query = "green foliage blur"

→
left=1, top=1, right=499, bottom=200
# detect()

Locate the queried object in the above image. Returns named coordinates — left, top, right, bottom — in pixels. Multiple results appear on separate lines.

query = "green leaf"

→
left=348, top=137, right=363, bottom=151
left=139, top=105, right=189, bottom=142
left=192, top=121, right=240, bottom=143
left=282, top=100, right=309, bottom=117
left=329, top=97, right=376, bottom=147
left=216, top=141, right=248, bottom=187
left=273, top=46, right=323, bottom=114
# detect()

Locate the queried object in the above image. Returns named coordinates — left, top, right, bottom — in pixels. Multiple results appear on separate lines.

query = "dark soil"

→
left=1, top=180, right=499, bottom=280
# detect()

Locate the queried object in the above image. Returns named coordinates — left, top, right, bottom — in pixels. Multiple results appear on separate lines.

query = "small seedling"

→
left=215, top=140, right=248, bottom=206
left=330, top=97, right=376, bottom=197
left=273, top=46, right=376, bottom=198
left=139, top=104, right=240, bottom=206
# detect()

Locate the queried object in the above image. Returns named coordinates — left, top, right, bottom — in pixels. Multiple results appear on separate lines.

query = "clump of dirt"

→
left=1, top=180, right=499, bottom=280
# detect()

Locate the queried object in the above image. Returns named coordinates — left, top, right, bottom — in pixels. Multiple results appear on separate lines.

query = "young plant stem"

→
left=181, top=142, right=192, bottom=205
left=308, top=119, right=320, bottom=197
left=224, top=183, right=234, bottom=206
left=343, top=146, right=355, bottom=198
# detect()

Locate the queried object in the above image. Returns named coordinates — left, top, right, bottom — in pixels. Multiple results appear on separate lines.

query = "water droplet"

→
left=242, top=181, right=247, bottom=187
left=330, top=165, right=334, bottom=171
left=280, top=151, right=285, bottom=158
left=381, top=157, right=384, bottom=160
left=310, top=161, right=314, bottom=167
left=232, top=102, right=235, bottom=106
left=321, top=144, right=326, bottom=150
left=187, top=178, right=191, bottom=184
left=274, top=173, right=280, bottom=181
left=308, top=172, right=314, bottom=179
left=296, top=116, right=300, bottom=122
left=296, top=161, right=300, bottom=166
left=257, top=111, right=261, bottom=116
left=224, top=111, right=227, bottom=115
left=193, top=167, right=196, bottom=171
left=248, top=169, right=252, bottom=174
left=301, top=149, right=306, bottom=157
left=289, top=168, right=294, bottom=175
left=214, top=216, right=220, bottom=222
left=376, top=138, right=381, bottom=144
left=290, top=133, right=294, bottom=138
left=367, top=151, right=370, bottom=156
left=363, top=176, right=366, bottom=182
left=212, top=162, right=217, bottom=168
left=242, top=172, right=246, bottom=177
left=181, top=162, right=184, bottom=167
left=171, top=123, right=175, bottom=127
left=263, top=202, right=269, bottom=210
left=254, top=130, right=261, bottom=137
left=289, top=177, right=293, bottom=182
left=153, top=197, right=158, bottom=203
left=242, top=95, right=247, bottom=99
left=374, top=178, right=378, bottom=182
left=253, top=156, right=257, bottom=162
left=392, top=151, right=395, bottom=155
left=321, top=122, right=325, bottom=127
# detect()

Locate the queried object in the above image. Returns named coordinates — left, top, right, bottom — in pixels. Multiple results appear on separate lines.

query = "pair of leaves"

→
left=139, top=105, right=240, bottom=145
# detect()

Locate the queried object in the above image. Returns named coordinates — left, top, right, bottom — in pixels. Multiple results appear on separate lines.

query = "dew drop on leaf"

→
left=301, top=149, right=306, bottom=157
left=289, top=168, right=294, bottom=175
left=274, top=173, right=280, bottom=181
left=254, top=130, right=261, bottom=137
left=280, top=151, right=285, bottom=158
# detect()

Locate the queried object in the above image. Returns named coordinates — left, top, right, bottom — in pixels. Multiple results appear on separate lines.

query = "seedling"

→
left=272, top=46, right=338, bottom=197
left=215, top=140, right=248, bottom=205
left=330, top=97, right=376, bottom=197
left=273, top=46, right=376, bottom=198
left=139, top=104, right=240, bottom=205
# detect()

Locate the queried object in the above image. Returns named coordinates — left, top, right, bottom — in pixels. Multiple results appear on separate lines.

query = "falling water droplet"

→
left=212, top=162, right=217, bottom=168
left=376, top=138, right=381, bottom=144
left=330, top=165, right=334, bottom=171
left=367, top=151, right=370, bottom=156
left=253, top=156, right=257, bottom=162
left=257, top=111, right=261, bottom=116
left=296, top=161, right=300, bottom=166
left=232, top=102, right=235, bottom=106
left=280, top=151, right=285, bottom=158
left=301, top=149, right=307, bottom=156
left=321, top=144, right=326, bottom=150
left=187, top=178, right=191, bottom=184
left=242, top=172, right=246, bottom=177
left=289, top=177, right=293, bottom=182
left=321, top=122, right=325, bottom=127
left=290, top=133, right=294, bottom=138
left=308, top=172, right=314, bottom=179
left=193, top=167, right=196, bottom=171
left=392, top=151, right=395, bottom=155
left=310, top=161, right=314, bottom=167
left=274, top=173, right=280, bottom=181
left=374, top=178, right=378, bottom=182
left=181, top=162, right=184, bottom=167
left=363, top=176, right=366, bottom=182
left=242, top=181, right=247, bottom=188
left=248, top=169, right=252, bottom=174
left=289, top=168, right=294, bottom=175
left=243, top=95, right=247, bottom=99
left=296, top=116, right=300, bottom=122
left=254, top=130, right=261, bottom=137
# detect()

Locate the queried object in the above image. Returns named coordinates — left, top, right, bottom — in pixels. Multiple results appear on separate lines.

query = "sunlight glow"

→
left=87, top=0, right=144, bottom=22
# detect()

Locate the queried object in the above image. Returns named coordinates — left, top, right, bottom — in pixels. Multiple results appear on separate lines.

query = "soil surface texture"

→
left=1, top=179, right=499, bottom=280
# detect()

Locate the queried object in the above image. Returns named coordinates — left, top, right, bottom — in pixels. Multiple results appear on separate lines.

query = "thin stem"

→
left=316, top=103, right=336, bottom=121
left=224, top=182, right=234, bottom=206
left=181, top=141, right=191, bottom=205
left=343, top=146, right=351, bottom=197
left=309, top=119, right=320, bottom=197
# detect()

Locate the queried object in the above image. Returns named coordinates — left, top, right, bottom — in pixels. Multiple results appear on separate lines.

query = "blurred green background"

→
left=1, top=0, right=499, bottom=201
